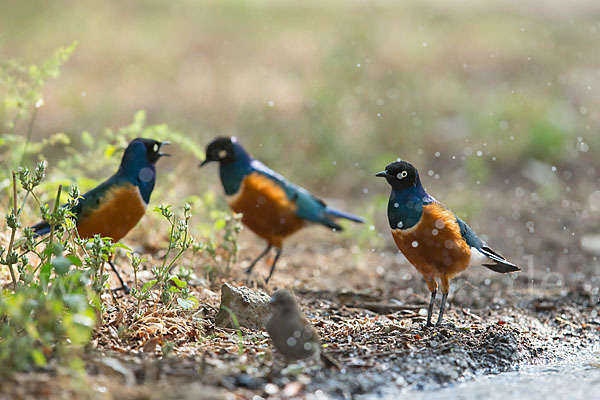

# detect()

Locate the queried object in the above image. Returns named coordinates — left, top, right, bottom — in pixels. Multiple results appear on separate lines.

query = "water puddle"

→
left=402, top=357, right=600, bottom=400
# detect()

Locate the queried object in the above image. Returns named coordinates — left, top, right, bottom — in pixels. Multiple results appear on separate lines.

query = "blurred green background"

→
left=1, top=0, right=599, bottom=269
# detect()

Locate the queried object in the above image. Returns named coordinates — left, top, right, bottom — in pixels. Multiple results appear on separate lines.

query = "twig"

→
left=461, top=307, right=482, bottom=321
left=47, top=184, right=63, bottom=262
left=6, top=172, right=19, bottom=291
left=351, top=302, right=425, bottom=314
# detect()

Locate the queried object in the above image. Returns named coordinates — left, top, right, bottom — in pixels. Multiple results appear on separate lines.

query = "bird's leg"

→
left=245, top=244, right=272, bottom=274
left=424, top=277, right=438, bottom=327
left=436, top=292, right=448, bottom=326
left=436, top=275, right=450, bottom=326
left=426, top=289, right=437, bottom=327
left=108, top=260, right=130, bottom=294
left=264, top=247, right=282, bottom=283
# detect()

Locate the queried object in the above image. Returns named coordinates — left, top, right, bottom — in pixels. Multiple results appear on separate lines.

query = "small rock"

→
left=282, top=381, right=304, bottom=397
left=264, top=383, right=279, bottom=395
left=214, top=283, right=273, bottom=330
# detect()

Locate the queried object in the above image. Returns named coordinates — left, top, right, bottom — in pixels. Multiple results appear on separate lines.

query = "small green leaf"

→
left=51, top=243, right=64, bottom=256
left=169, top=276, right=187, bottom=288
left=52, top=256, right=71, bottom=275
left=214, top=219, right=226, bottom=230
left=177, top=296, right=199, bottom=310
left=105, top=145, right=117, bottom=158
left=112, top=243, right=132, bottom=251
left=66, top=254, right=82, bottom=267
left=142, top=279, right=158, bottom=293
left=31, top=349, right=47, bottom=367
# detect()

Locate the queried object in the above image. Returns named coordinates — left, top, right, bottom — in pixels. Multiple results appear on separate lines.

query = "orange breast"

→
left=77, top=183, right=146, bottom=242
left=228, top=172, right=306, bottom=248
left=391, top=203, right=471, bottom=283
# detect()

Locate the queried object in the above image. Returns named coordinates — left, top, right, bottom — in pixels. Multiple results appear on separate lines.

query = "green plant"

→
left=128, top=252, right=149, bottom=315
left=0, top=276, right=96, bottom=376
left=220, top=305, right=245, bottom=356
left=183, top=192, right=242, bottom=284
left=0, top=164, right=97, bottom=376
left=199, top=210, right=242, bottom=284
left=128, top=203, right=199, bottom=312
left=0, top=42, right=77, bottom=169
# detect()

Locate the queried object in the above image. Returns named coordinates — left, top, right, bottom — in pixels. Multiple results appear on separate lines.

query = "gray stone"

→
left=214, top=283, right=273, bottom=330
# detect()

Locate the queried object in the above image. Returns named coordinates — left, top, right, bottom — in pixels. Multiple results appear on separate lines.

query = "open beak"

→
left=158, top=141, right=171, bottom=158
left=375, top=171, right=388, bottom=178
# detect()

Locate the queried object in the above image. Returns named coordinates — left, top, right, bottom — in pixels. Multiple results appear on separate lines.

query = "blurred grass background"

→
left=1, top=0, right=599, bottom=257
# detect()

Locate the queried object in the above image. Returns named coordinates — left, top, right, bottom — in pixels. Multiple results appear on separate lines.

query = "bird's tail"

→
left=480, top=246, right=521, bottom=273
left=31, top=221, right=51, bottom=237
left=324, top=207, right=365, bottom=224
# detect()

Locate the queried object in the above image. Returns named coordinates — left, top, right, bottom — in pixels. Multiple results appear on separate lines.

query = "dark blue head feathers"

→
left=118, top=138, right=169, bottom=203
left=200, top=136, right=254, bottom=195
left=376, top=160, right=433, bottom=230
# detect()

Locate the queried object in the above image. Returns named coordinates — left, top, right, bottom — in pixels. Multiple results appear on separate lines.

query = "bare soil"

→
left=1, top=171, right=599, bottom=399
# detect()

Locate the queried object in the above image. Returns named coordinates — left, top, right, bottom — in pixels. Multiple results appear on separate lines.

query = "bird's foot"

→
left=111, top=284, right=131, bottom=295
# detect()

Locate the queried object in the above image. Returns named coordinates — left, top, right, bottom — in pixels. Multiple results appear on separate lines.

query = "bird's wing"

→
left=73, top=175, right=125, bottom=219
left=455, top=216, right=520, bottom=273
left=455, top=215, right=483, bottom=249
left=250, top=160, right=342, bottom=229
left=31, top=175, right=125, bottom=237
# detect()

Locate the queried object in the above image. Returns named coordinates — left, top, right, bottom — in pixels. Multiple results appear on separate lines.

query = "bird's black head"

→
left=133, top=138, right=170, bottom=164
left=200, top=136, right=237, bottom=167
left=375, top=160, right=420, bottom=190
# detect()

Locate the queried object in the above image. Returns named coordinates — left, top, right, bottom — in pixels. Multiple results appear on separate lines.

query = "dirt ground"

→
left=1, top=160, right=599, bottom=399
left=1, top=265, right=598, bottom=399
left=1, top=189, right=599, bottom=400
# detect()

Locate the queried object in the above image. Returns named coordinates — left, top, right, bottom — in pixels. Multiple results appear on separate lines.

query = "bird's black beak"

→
left=199, top=158, right=210, bottom=168
left=375, top=171, right=388, bottom=178
left=158, top=141, right=171, bottom=158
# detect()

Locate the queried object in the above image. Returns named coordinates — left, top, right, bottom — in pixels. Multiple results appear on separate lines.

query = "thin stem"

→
left=98, top=258, right=106, bottom=290
left=47, top=184, right=63, bottom=264
left=16, top=190, right=30, bottom=219
left=167, top=226, right=189, bottom=274
left=30, top=191, right=41, bottom=207
left=167, top=248, right=186, bottom=274
left=161, top=221, right=176, bottom=269
left=6, top=172, right=19, bottom=291
left=133, top=263, right=141, bottom=314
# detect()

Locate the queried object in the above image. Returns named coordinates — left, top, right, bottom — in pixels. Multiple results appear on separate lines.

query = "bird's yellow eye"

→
left=218, top=150, right=228, bottom=159
left=153, top=144, right=159, bottom=152
left=397, top=170, right=408, bottom=179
